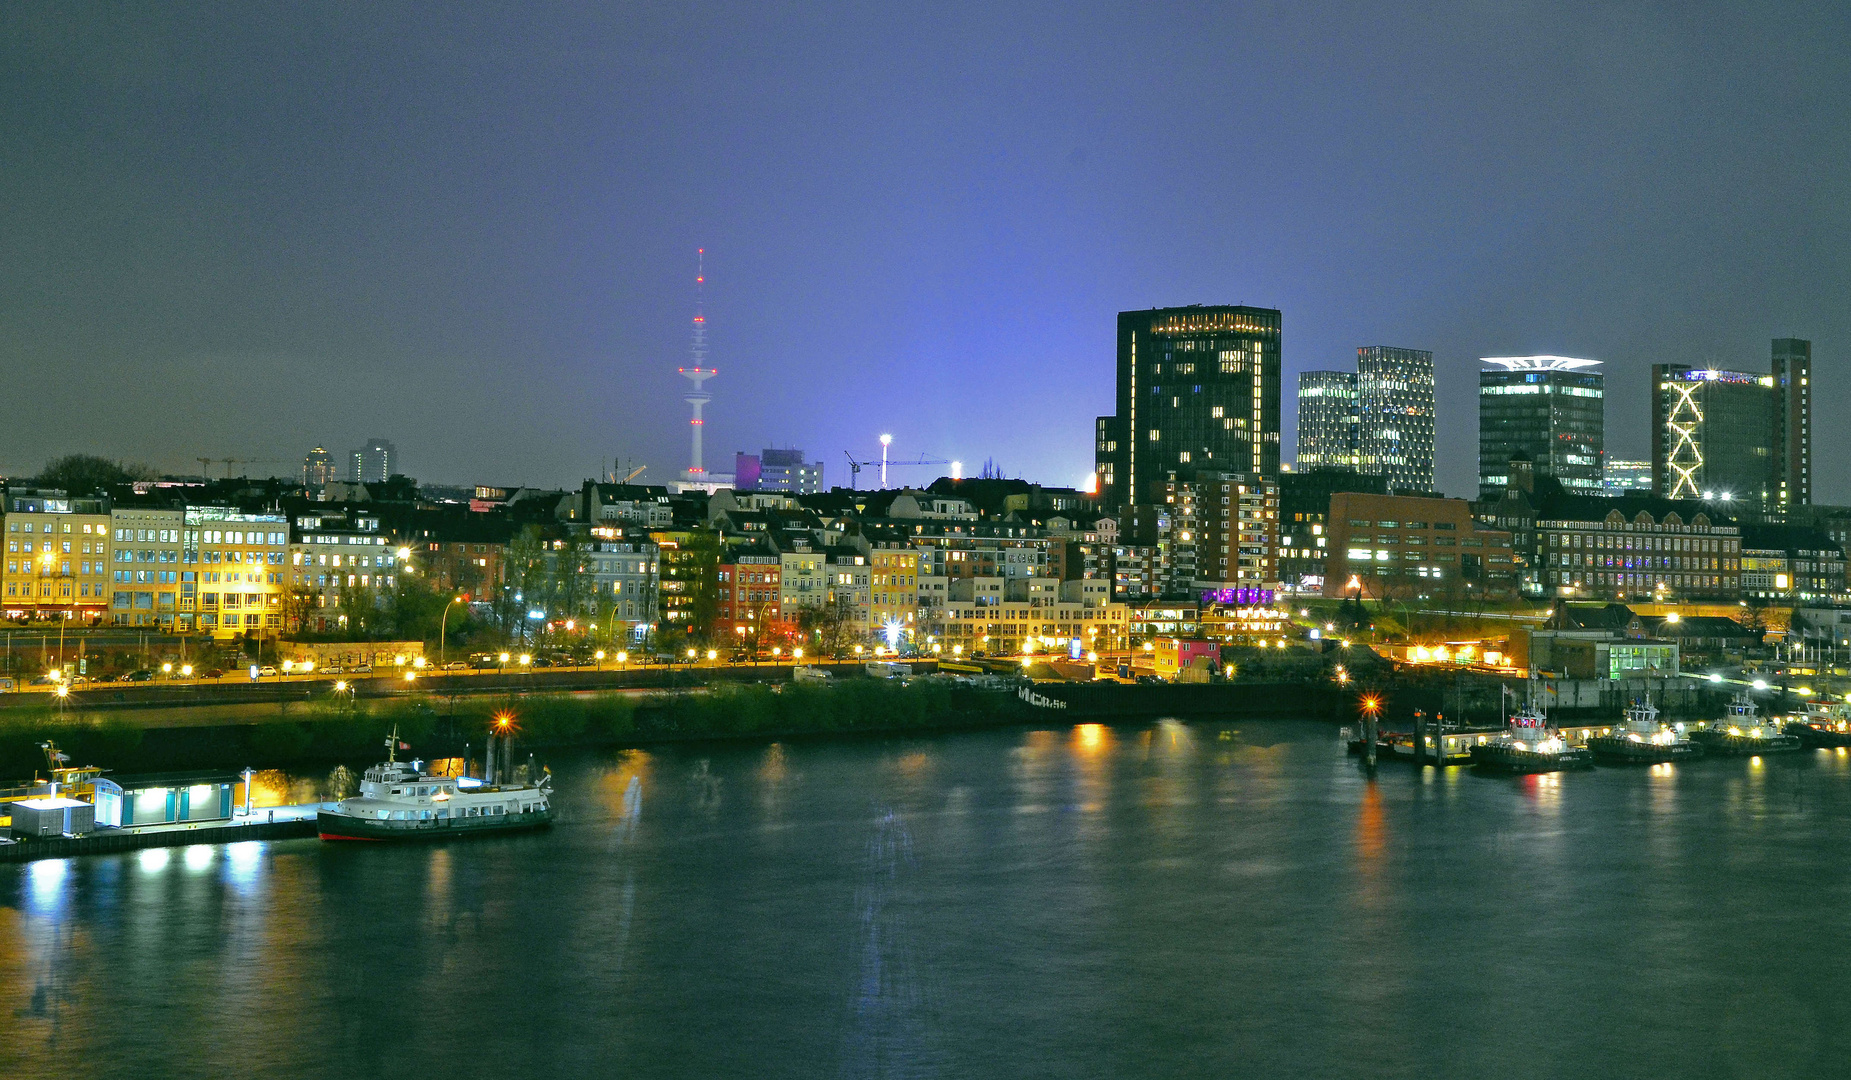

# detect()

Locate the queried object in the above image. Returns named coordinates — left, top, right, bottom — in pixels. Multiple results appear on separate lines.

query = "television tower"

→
left=678, top=249, right=716, bottom=479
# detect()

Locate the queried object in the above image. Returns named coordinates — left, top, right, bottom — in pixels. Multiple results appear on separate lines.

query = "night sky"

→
left=4, top=3, right=1847, bottom=499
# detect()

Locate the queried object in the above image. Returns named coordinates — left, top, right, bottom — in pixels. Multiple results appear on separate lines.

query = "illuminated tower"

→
left=678, top=249, right=717, bottom=479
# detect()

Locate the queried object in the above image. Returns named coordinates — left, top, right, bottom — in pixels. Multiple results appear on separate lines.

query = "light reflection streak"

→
left=26, top=859, right=70, bottom=916
left=138, top=847, right=170, bottom=873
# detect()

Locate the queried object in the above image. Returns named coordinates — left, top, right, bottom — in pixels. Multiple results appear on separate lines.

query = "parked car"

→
left=202, top=668, right=225, bottom=679
left=258, top=665, right=279, bottom=678
left=321, top=664, right=342, bottom=674
left=349, top=663, right=374, bottom=674
left=441, top=660, right=468, bottom=671
left=120, top=669, right=155, bottom=682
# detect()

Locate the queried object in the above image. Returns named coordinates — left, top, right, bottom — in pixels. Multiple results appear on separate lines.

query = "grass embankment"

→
left=0, top=680, right=1023, bottom=778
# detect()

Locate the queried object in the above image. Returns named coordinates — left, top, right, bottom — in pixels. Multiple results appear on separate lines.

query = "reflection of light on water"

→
left=184, top=845, right=214, bottom=872
left=225, top=841, right=263, bottom=892
left=26, top=859, right=69, bottom=915
left=138, top=847, right=170, bottom=873
left=1073, top=723, right=1110, bottom=756
left=1518, top=772, right=1563, bottom=814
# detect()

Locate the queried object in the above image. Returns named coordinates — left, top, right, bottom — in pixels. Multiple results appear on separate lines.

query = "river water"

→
left=5, top=718, right=1851, bottom=1079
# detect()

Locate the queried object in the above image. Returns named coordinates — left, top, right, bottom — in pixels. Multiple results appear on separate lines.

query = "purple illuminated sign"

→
left=1201, top=588, right=1275, bottom=606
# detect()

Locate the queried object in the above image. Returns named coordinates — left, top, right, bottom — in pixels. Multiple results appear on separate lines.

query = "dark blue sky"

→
left=4, top=2, right=1847, bottom=499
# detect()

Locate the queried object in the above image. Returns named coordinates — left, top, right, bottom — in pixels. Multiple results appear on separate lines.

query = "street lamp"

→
left=439, top=596, right=467, bottom=665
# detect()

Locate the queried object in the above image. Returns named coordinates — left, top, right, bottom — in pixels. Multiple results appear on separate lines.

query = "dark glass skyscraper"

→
left=1095, top=305, right=1281, bottom=508
left=1651, top=339, right=1812, bottom=512
left=1477, top=357, right=1604, bottom=501
left=1356, top=346, right=1435, bottom=493
left=1294, top=370, right=1357, bottom=472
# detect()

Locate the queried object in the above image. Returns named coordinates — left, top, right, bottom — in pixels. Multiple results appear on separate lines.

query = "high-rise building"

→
left=350, top=439, right=396, bottom=485
left=1297, top=347, right=1435, bottom=492
left=1356, top=346, right=1435, bottom=493
left=1094, top=305, right=1282, bottom=509
left=1652, top=341, right=1811, bottom=513
left=1772, top=338, right=1812, bottom=510
left=302, top=447, right=336, bottom=486
left=1478, top=357, right=1605, bottom=501
left=1294, top=371, right=1358, bottom=472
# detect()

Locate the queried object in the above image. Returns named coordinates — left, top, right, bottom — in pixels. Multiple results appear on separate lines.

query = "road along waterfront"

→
left=5, top=718, right=1851, bottom=1078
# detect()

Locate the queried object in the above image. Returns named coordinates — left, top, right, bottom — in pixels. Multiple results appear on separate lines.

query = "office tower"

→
left=1652, top=339, right=1812, bottom=512
left=351, top=439, right=396, bottom=484
left=1295, top=347, right=1435, bottom=493
left=735, top=448, right=825, bottom=494
left=1295, top=371, right=1357, bottom=472
left=1772, top=338, right=1812, bottom=509
left=1602, top=459, right=1652, bottom=495
left=1478, top=357, right=1604, bottom=501
left=1094, top=305, right=1281, bottom=509
left=302, top=447, right=336, bottom=486
left=1355, top=346, right=1435, bottom=493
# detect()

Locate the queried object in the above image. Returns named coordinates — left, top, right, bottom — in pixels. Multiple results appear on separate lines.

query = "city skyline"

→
left=2, top=4, right=1846, bottom=500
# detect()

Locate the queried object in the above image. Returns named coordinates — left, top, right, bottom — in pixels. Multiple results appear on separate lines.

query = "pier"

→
left=0, top=804, right=319, bottom=863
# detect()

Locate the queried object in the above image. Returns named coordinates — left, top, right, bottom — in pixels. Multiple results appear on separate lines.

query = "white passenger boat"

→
left=317, top=729, right=552, bottom=842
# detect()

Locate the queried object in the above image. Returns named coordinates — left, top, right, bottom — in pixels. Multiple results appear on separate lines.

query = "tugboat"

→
left=1687, top=692, right=1802, bottom=756
left=1469, top=681, right=1594, bottom=773
left=1586, top=694, right=1702, bottom=764
left=1782, top=701, right=1851, bottom=749
left=318, top=726, right=552, bottom=842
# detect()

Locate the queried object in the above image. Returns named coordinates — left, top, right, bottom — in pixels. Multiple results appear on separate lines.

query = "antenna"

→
left=678, top=248, right=717, bottom=480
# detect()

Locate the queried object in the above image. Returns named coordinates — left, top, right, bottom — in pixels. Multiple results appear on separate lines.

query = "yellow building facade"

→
left=184, top=507, right=290, bottom=637
left=2, top=493, right=111, bottom=623
left=869, top=546, right=920, bottom=646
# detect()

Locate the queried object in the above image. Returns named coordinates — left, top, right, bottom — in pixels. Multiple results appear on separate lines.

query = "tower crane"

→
left=842, top=450, right=950, bottom=490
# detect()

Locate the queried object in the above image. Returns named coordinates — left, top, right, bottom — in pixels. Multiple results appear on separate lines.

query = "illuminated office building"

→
left=1478, top=357, right=1605, bottom=501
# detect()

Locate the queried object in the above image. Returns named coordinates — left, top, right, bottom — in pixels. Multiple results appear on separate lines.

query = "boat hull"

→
left=1469, top=744, right=1594, bottom=774
left=1785, top=722, right=1851, bottom=749
left=318, top=808, right=553, bottom=842
left=1586, top=737, right=1704, bottom=764
left=1686, top=730, right=1802, bottom=756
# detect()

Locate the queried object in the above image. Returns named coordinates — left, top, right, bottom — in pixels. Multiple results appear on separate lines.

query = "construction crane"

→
left=843, top=450, right=950, bottom=490
left=619, top=465, right=647, bottom=484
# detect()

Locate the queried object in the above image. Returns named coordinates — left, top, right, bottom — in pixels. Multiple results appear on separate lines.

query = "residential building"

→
left=825, top=546, right=872, bottom=638
left=586, top=530, right=659, bottom=639
left=716, top=544, right=782, bottom=641
left=1295, top=370, right=1358, bottom=471
left=1602, top=459, right=1653, bottom=496
left=776, top=539, right=828, bottom=618
left=2, top=492, right=111, bottom=623
left=1159, top=473, right=1277, bottom=593
left=1652, top=339, right=1813, bottom=512
left=923, top=599, right=1130, bottom=655
left=1478, top=356, right=1605, bottom=501
left=1095, top=304, right=1282, bottom=509
left=1322, top=492, right=1517, bottom=600
left=288, top=510, right=393, bottom=634
left=302, top=447, right=337, bottom=486
left=869, top=546, right=920, bottom=644
left=351, top=438, right=397, bottom=484
left=1277, top=470, right=1386, bottom=593
left=108, top=505, right=185, bottom=627
left=186, top=507, right=291, bottom=637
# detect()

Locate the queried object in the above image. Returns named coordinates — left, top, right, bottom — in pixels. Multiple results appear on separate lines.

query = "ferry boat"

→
left=1586, top=694, right=1702, bottom=764
left=1687, top=692, right=1802, bottom=756
left=1469, top=683, right=1593, bottom=773
left=317, top=730, right=552, bottom=842
left=1782, top=701, right=1851, bottom=749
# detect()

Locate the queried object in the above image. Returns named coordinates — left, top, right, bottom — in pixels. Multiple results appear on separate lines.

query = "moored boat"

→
left=1587, top=695, right=1703, bottom=764
left=1782, top=701, right=1851, bottom=748
left=317, top=728, right=552, bottom=842
left=1470, top=682, right=1593, bottom=773
left=1688, top=692, right=1801, bottom=756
